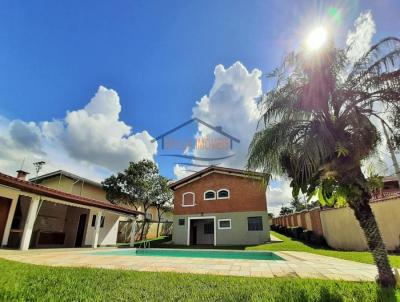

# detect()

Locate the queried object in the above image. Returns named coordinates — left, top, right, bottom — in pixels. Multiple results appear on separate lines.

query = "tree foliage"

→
left=102, top=159, right=163, bottom=240
left=279, top=206, right=293, bottom=216
left=152, top=175, right=173, bottom=237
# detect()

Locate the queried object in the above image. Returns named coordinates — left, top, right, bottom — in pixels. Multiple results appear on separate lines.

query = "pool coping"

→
left=88, top=248, right=285, bottom=260
left=87, top=247, right=283, bottom=254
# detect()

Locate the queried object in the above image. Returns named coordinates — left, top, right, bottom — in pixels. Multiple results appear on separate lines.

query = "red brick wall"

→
left=288, top=215, right=293, bottom=227
left=300, top=212, right=307, bottom=229
left=309, top=208, right=323, bottom=236
left=173, top=173, right=267, bottom=215
left=293, top=214, right=297, bottom=226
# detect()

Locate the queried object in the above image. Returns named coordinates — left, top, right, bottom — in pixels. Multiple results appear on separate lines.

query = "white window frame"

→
left=217, top=189, right=230, bottom=199
left=218, top=219, right=231, bottom=230
left=204, top=190, right=216, bottom=200
left=182, top=192, right=196, bottom=207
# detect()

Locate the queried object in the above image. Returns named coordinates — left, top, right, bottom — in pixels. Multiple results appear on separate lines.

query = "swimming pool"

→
left=92, top=249, right=284, bottom=261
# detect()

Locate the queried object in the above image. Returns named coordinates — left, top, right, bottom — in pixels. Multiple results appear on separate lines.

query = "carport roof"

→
left=0, top=172, right=142, bottom=216
left=29, top=170, right=103, bottom=188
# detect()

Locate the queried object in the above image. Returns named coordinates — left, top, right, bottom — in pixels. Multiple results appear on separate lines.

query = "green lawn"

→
left=0, top=258, right=398, bottom=302
left=247, top=231, right=400, bottom=268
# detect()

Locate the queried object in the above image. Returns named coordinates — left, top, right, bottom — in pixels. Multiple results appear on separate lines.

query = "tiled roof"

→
left=169, top=165, right=266, bottom=190
left=0, top=172, right=142, bottom=216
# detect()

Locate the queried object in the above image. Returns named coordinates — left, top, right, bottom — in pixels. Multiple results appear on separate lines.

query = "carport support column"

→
left=92, top=210, right=102, bottom=248
left=1, top=195, right=19, bottom=247
left=20, top=196, right=40, bottom=250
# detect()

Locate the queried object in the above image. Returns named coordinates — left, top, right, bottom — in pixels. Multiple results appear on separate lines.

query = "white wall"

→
left=84, top=210, right=121, bottom=246
left=320, top=197, right=400, bottom=251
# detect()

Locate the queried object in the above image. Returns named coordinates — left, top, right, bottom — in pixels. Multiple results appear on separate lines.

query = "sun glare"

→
left=306, top=26, right=328, bottom=51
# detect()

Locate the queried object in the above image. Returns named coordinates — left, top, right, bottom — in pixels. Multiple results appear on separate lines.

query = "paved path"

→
left=0, top=248, right=377, bottom=281
left=269, top=234, right=283, bottom=242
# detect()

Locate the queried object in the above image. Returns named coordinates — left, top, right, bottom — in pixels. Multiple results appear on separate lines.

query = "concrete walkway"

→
left=269, top=234, right=283, bottom=242
left=0, top=248, right=378, bottom=281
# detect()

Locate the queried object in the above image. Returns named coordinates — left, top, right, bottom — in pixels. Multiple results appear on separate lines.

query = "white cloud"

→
left=0, top=117, right=43, bottom=176
left=173, top=62, right=262, bottom=180
left=346, top=11, right=376, bottom=65
left=0, top=86, right=157, bottom=180
left=267, top=179, right=293, bottom=216
left=173, top=164, right=192, bottom=180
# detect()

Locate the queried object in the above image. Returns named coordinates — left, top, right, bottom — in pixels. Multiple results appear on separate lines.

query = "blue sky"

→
left=1, top=0, right=399, bottom=213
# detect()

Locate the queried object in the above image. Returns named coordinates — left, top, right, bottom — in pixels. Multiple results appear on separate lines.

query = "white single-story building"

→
left=0, top=171, right=142, bottom=250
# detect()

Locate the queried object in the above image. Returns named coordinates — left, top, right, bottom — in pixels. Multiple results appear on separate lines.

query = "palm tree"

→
left=247, top=37, right=400, bottom=287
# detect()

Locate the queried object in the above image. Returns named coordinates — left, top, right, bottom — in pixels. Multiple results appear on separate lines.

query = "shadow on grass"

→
left=376, top=287, right=398, bottom=302
left=292, top=288, right=344, bottom=302
left=318, top=288, right=344, bottom=302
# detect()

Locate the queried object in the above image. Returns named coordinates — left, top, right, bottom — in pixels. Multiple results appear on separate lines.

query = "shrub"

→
left=291, top=227, right=303, bottom=239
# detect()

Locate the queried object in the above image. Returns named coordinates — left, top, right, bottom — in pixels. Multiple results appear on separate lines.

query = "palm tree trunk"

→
left=349, top=190, right=396, bottom=287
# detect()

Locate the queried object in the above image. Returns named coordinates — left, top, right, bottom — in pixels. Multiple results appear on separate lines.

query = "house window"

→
left=217, top=189, right=230, bottom=199
left=182, top=192, right=195, bottom=207
left=204, top=190, right=216, bottom=200
left=178, top=219, right=185, bottom=226
left=247, top=216, right=263, bottom=231
left=204, top=222, right=214, bottom=234
left=92, top=215, right=105, bottom=228
left=218, top=219, right=231, bottom=230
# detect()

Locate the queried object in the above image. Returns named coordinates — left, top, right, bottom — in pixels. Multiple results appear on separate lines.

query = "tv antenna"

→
left=33, top=161, right=46, bottom=177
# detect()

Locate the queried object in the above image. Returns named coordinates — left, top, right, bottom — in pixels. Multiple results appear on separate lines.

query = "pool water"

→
left=92, top=249, right=284, bottom=261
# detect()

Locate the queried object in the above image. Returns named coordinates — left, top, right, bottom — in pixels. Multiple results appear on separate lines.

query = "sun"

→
left=306, top=26, right=328, bottom=50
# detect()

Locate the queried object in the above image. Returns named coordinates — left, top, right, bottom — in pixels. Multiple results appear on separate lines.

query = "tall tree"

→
left=279, top=206, right=293, bottom=216
left=152, top=176, right=173, bottom=237
left=247, top=37, right=400, bottom=287
left=102, top=159, right=160, bottom=240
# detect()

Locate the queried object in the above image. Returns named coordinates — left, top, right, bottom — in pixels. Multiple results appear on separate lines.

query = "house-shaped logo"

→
left=152, top=118, right=240, bottom=167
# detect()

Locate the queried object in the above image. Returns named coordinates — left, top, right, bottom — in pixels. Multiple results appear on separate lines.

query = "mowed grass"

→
left=247, top=231, right=400, bottom=268
left=0, top=258, right=398, bottom=302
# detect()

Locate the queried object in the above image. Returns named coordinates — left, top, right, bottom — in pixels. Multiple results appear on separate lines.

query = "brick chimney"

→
left=16, top=170, right=29, bottom=180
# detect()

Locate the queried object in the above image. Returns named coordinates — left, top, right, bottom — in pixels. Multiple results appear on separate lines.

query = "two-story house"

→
left=170, top=166, right=270, bottom=246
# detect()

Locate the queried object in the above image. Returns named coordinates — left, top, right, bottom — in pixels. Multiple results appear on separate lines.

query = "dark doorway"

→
left=189, top=218, right=214, bottom=245
left=0, top=197, right=12, bottom=243
left=190, top=223, right=197, bottom=245
left=75, top=214, right=87, bottom=247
